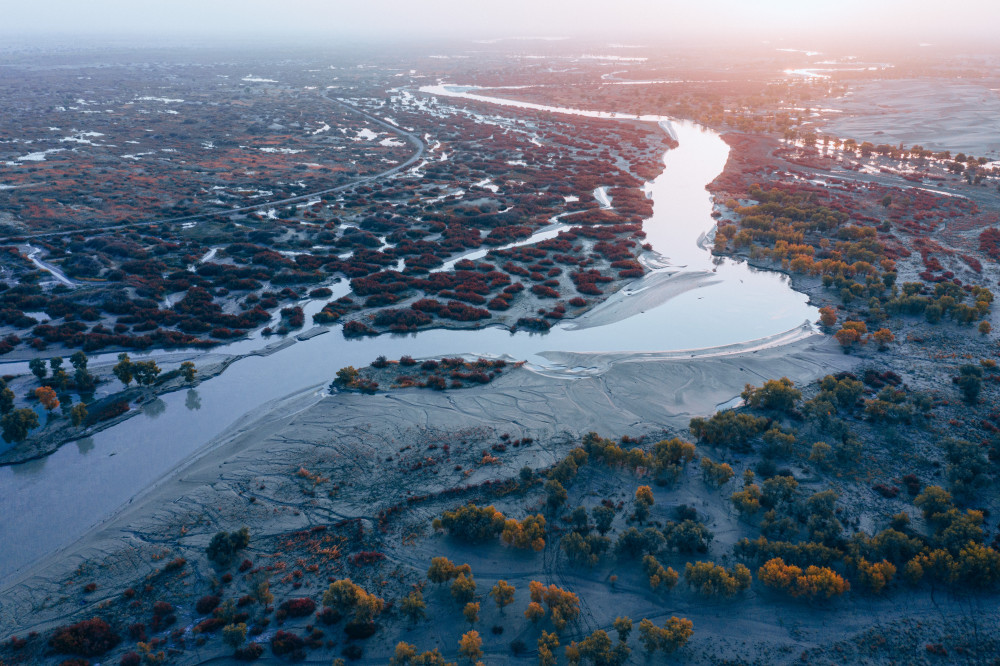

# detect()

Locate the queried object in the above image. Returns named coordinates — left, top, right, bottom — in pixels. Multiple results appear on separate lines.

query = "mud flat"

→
left=820, top=79, right=1000, bottom=155
left=0, top=332, right=854, bottom=635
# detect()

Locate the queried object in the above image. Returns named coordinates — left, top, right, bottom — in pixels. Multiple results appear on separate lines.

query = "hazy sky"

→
left=4, top=0, right=1000, bottom=45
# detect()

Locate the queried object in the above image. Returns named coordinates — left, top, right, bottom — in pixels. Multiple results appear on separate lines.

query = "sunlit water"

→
left=0, top=87, right=816, bottom=584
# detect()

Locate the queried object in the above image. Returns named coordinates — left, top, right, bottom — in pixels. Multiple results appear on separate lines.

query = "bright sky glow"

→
left=3, top=0, right=999, bottom=46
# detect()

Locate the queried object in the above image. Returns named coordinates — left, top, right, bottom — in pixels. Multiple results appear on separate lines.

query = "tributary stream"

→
left=0, top=86, right=816, bottom=584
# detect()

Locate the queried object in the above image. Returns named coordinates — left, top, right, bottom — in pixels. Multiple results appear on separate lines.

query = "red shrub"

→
left=163, top=557, right=186, bottom=572
left=373, top=308, right=432, bottom=331
left=49, top=618, right=121, bottom=657
left=342, top=321, right=376, bottom=337
left=349, top=551, right=386, bottom=566
left=235, top=643, right=265, bottom=661
left=128, top=623, right=147, bottom=641
left=193, top=617, right=226, bottom=634
left=515, top=317, right=552, bottom=331
left=873, top=483, right=899, bottom=499
left=530, top=285, right=560, bottom=298
left=902, top=474, right=922, bottom=495
left=278, top=598, right=317, bottom=618
left=195, top=595, right=220, bottom=615
left=271, top=630, right=306, bottom=658
left=86, top=400, right=130, bottom=426
left=316, top=607, right=342, bottom=625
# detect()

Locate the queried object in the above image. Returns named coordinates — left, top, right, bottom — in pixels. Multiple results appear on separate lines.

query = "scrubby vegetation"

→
left=332, top=355, right=515, bottom=394
left=6, top=45, right=1000, bottom=666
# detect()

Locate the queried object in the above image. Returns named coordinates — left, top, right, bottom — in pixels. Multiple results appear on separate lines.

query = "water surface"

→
left=0, top=88, right=816, bottom=583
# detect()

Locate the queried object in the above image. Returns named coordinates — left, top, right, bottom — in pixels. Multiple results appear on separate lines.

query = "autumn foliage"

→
left=49, top=618, right=121, bottom=657
left=758, top=557, right=850, bottom=599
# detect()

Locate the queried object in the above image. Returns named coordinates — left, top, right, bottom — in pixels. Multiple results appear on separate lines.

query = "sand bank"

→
left=0, top=332, right=854, bottom=631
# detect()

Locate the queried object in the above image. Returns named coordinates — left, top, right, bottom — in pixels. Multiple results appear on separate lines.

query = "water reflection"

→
left=75, top=437, right=95, bottom=455
left=143, top=398, right=166, bottom=419
left=9, top=455, right=45, bottom=476
left=0, top=89, right=819, bottom=584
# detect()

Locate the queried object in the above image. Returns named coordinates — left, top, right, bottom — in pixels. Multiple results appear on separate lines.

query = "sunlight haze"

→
left=4, top=0, right=1000, bottom=46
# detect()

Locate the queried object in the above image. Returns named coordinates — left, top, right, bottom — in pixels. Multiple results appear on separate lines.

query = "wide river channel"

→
left=0, top=86, right=817, bottom=584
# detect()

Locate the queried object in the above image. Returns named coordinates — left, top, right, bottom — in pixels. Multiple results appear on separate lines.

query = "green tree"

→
left=437, top=504, right=506, bottom=543
left=70, top=403, right=88, bottom=427
left=0, top=380, right=14, bottom=414
left=74, top=368, right=96, bottom=394
left=592, top=505, right=615, bottom=535
left=569, top=505, right=590, bottom=533
left=206, top=527, right=250, bottom=565
left=50, top=368, right=69, bottom=392
left=113, top=353, right=133, bottom=387
left=545, top=479, right=568, bottom=512
left=561, top=532, right=611, bottom=567
left=1, top=408, right=39, bottom=442
left=180, top=361, right=197, bottom=383
left=662, top=519, right=713, bottom=554
left=614, top=527, right=664, bottom=559
left=70, top=351, right=89, bottom=372
left=955, top=364, right=983, bottom=403
left=28, top=358, right=47, bottom=381
left=132, top=360, right=161, bottom=386
left=809, top=442, right=832, bottom=469
left=222, top=622, right=247, bottom=649
left=761, top=475, right=799, bottom=509
left=400, top=586, right=427, bottom=623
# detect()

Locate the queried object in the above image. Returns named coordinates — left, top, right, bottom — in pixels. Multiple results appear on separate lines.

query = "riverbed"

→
left=0, top=87, right=817, bottom=584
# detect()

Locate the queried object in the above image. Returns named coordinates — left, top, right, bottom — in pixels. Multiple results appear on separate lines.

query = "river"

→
left=0, top=87, right=817, bottom=584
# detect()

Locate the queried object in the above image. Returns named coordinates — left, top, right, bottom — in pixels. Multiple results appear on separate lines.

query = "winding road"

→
left=0, top=95, right=425, bottom=242
left=20, top=244, right=81, bottom=287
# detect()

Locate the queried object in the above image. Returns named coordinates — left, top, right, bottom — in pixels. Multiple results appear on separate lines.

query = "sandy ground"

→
left=0, top=334, right=853, bottom=636
left=562, top=269, right=720, bottom=331
left=7, top=330, right=997, bottom=665
left=819, top=79, right=1000, bottom=157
